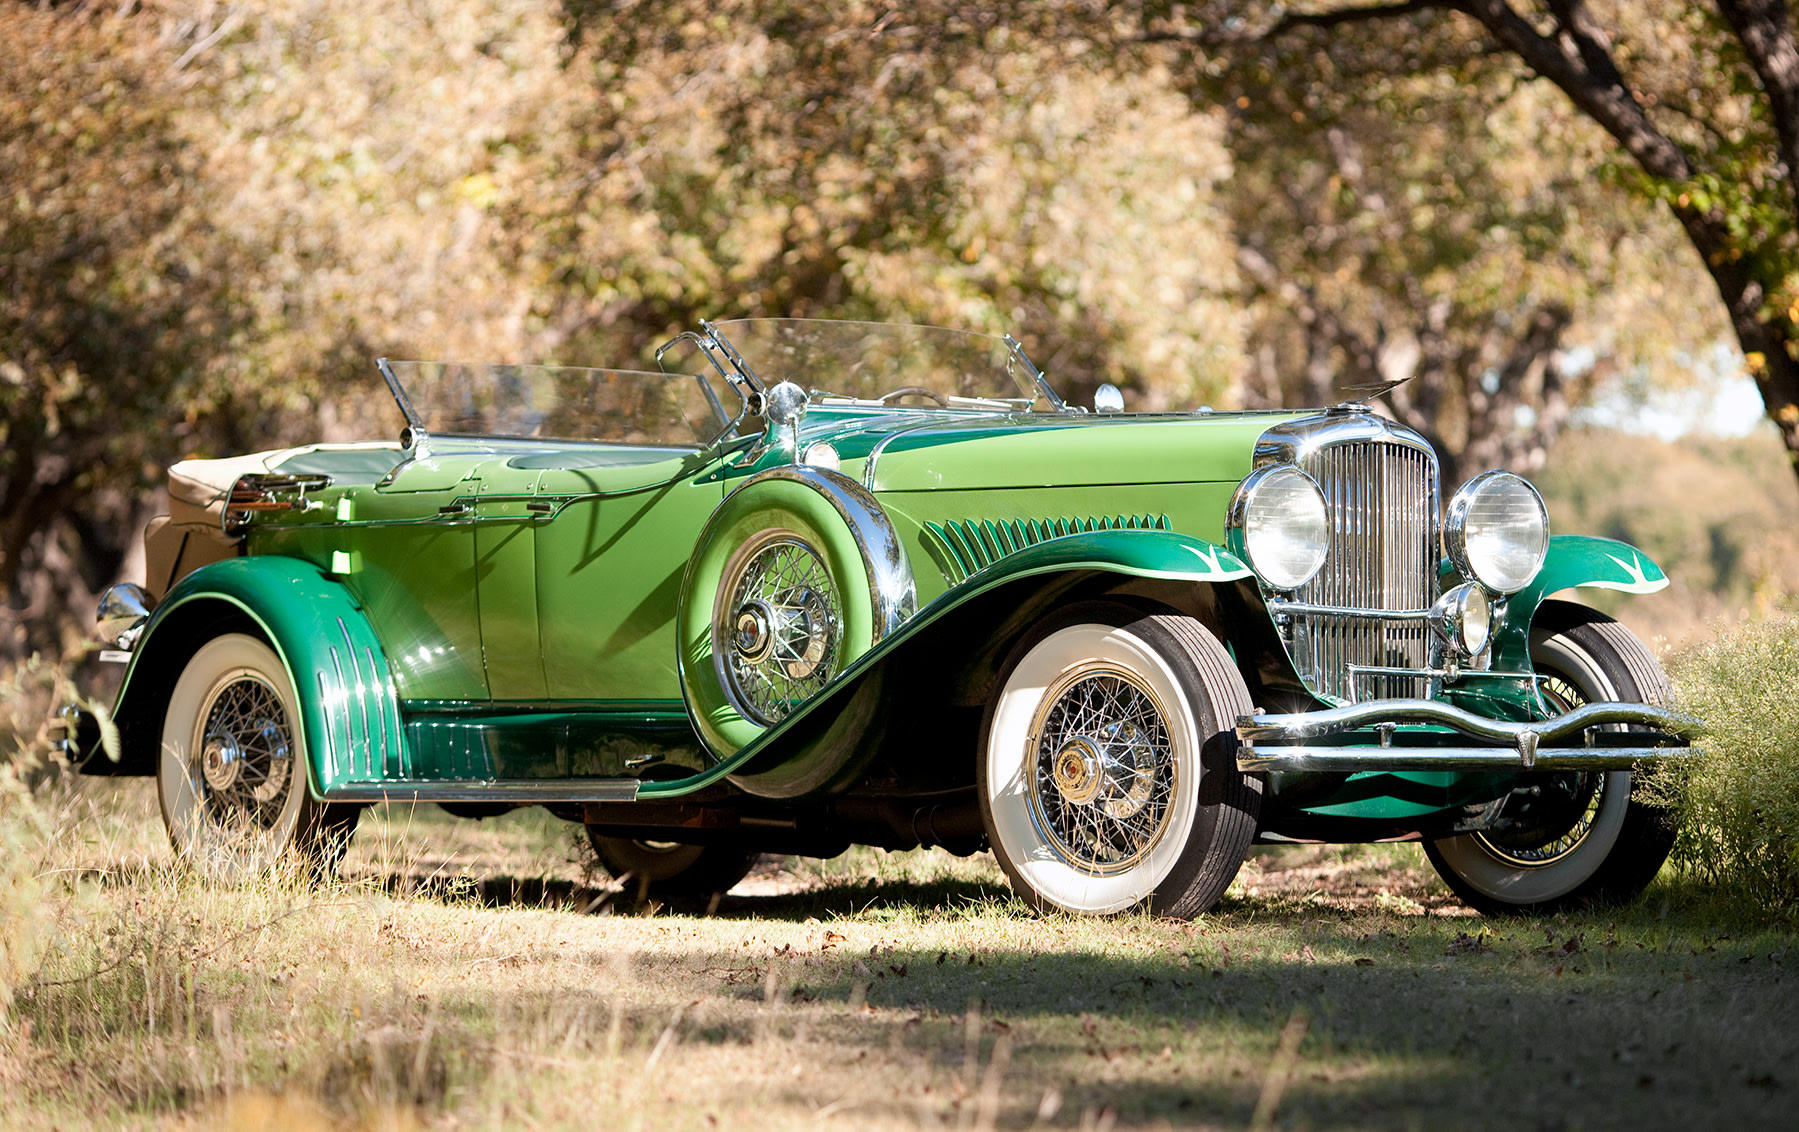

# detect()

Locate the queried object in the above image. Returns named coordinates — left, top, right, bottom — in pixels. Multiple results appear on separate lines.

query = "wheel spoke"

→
left=1028, top=666, right=1177, bottom=876
left=719, top=535, right=840, bottom=724
left=195, top=674, right=294, bottom=832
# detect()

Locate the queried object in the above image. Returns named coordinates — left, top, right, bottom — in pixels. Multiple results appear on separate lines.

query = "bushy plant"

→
left=1658, top=616, right=1799, bottom=907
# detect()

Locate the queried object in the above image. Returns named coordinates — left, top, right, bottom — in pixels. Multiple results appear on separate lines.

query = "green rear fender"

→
left=1488, top=535, right=1669, bottom=671
left=109, top=556, right=404, bottom=795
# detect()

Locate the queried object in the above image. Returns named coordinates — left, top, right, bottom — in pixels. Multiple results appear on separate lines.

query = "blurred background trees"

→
left=2, top=0, right=1794, bottom=685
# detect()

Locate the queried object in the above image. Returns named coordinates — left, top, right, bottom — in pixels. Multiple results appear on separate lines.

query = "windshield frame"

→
left=376, top=358, right=749, bottom=450
left=666, top=318, right=1068, bottom=414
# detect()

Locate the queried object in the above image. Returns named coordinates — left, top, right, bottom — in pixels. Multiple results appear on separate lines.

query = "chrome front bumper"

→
left=1236, top=698, right=1701, bottom=773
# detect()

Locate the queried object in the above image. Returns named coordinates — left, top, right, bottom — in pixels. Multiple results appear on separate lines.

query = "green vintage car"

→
left=67, top=318, right=1697, bottom=916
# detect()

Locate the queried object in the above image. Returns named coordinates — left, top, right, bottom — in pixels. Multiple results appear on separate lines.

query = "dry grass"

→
left=1, top=777, right=1795, bottom=1131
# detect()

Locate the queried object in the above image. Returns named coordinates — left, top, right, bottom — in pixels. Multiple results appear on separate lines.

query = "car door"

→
left=533, top=450, right=727, bottom=704
left=469, top=460, right=551, bottom=702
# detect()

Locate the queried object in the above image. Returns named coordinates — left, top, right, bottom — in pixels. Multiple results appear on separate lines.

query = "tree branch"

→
left=1452, top=0, right=1692, bottom=180
left=1715, top=0, right=1799, bottom=212
left=1137, top=0, right=1444, bottom=46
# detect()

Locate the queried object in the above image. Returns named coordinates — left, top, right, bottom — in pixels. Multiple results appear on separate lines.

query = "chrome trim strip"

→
left=324, top=779, right=642, bottom=803
left=364, top=646, right=390, bottom=773
left=1346, top=665, right=1543, bottom=682
left=1237, top=698, right=1702, bottom=744
left=1251, top=407, right=1440, bottom=469
left=1237, top=746, right=1694, bottom=773
left=741, top=465, right=917, bottom=640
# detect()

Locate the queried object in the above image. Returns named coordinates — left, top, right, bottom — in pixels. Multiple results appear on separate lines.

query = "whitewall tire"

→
left=157, top=633, right=357, bottom=879
left=978, top=604, right=1261, bottom=918
left=1424, top=602, right=1676, bottom=914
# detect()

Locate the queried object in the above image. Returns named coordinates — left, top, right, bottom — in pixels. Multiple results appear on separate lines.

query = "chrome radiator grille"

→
left=1290, top=440, right=1438, bottom=702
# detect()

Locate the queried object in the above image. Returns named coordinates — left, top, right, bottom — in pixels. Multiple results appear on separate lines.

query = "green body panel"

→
left=403, top=704, right=705, bottom=780
left=475, top=475, right=549, bottom=700
left=257, top=450, right=489, bottom=701
left=880, top=482, right=1244, bottom=605
left=533, top=457, right=728, bottom=702
left=117, top=556, right=406, bottom=794
left=865, top=414, right=1286, bottom=491
left=1286, top=769, right=1517, bottom=820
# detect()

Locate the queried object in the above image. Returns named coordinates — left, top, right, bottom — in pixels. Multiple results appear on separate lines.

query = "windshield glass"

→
left=380, top=361, right=742, bottom=447
left=709, top=319, right=1058, bottom=410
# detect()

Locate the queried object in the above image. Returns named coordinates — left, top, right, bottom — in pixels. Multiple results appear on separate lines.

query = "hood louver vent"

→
left=925, top=514, right=1171, bottom=582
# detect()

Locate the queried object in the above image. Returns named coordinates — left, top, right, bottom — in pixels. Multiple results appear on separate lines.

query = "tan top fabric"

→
left=164, top=442, right=399, bottom=527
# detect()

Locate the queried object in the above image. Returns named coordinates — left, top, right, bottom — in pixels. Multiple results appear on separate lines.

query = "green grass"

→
left=2, top=778, right=1794, bottom=1130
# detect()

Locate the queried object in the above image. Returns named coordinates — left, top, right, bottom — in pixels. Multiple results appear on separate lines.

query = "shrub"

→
left=1658, top=616, right=1799, bottom=907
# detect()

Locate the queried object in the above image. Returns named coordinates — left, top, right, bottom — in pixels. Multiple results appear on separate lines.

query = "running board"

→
left=323, top=778, right=641, bottom=803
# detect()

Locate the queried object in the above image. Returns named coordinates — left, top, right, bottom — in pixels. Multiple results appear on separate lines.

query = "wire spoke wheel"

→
left=1424, top=601, right=1677, bottom=915
left=1029, top=665, right=1177, bottom=875
left=1470, top=672, right=1605, bottom=868
left=194, top=673, right=297, bottom=834
left=979, top=604, right=1262, bottom=918
left=158, top=633, right=358, bottom=879
left=716, top=533, right=841, bottom=724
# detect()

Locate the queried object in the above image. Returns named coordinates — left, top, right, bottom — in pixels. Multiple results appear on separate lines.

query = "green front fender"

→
left=930, top=527, right=1254, bottom=588
left=659, top=527, right=1253, bottom=798
left=111, top=556, right=405, bottom=795
left=1488, top=535, right=1669, bottom=671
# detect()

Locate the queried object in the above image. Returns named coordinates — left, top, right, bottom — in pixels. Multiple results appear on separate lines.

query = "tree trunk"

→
left=1450, top=0, right=1799, bottom=481
left=1208, top=0, right=1799, bottom=481
left=1671, top=206, right=1799, bottom=471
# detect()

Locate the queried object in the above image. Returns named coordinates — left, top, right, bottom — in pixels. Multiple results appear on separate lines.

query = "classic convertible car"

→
left=63, top=319, right=1697, bottom=916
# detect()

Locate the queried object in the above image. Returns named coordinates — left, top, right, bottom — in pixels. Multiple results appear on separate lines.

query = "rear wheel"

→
left=157, top=633, right=358, bottom=879
left=1424, top=602, right=1676, bottom=915
left=585, top=832, right=759, bottom=900
left=978, top=604, right=1261, bottom=917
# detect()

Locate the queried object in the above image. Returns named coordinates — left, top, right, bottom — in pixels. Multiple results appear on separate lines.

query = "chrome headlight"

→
left=1444, top=471, right=1548, bottom=594
left=1430, top=582, right=1492, bottom=657
left=1230, top=464, right=1330, bottom=590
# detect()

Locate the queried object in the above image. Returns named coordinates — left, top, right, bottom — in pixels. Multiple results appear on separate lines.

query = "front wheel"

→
left=979, top=604, right=1262, bottom=918
left=157, top=633, right=358, bottom=879
left=1424, top=602, right=1676, bottom=915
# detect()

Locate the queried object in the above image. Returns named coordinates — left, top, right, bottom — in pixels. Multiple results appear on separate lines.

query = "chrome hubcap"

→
left=202, top=733, right=243, bottom=791
left=1029, top=665, right=1177, bottom=875
left=1051, top=739, right=1104, bottom=806
left=732, top=602, right=776, bottom=664
left=717, top=535, right=840, bottom=724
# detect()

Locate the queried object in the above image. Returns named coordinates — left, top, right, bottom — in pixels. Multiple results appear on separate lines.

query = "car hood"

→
left=853, top=411, right=1309, bottom=492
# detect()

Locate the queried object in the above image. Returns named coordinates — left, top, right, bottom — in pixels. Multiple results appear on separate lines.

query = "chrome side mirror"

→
left=1094, top=383, right=1124, bottom=413
left=97, top=583, right=155, bottom=651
